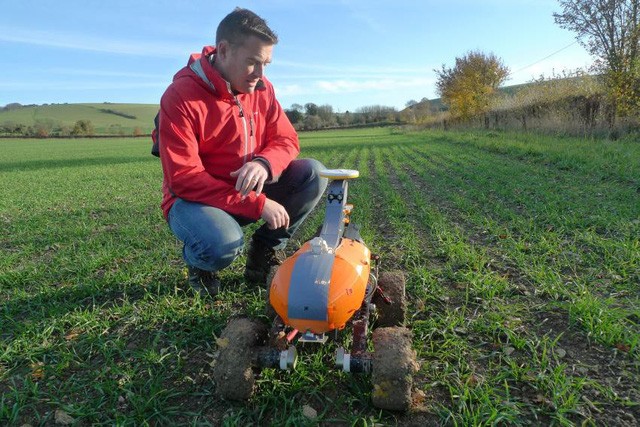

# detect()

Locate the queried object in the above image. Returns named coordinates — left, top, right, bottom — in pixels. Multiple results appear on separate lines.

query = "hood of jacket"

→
left=173, top=46, right=267, bottom=102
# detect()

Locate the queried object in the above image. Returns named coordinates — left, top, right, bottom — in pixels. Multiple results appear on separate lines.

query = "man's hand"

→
left=230, top=161, right=269, bottom=199
left=261, top=198, right=290, bottom=230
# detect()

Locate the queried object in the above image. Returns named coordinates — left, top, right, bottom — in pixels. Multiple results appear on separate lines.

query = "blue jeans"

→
left=167, top=158, right=327, bottom=272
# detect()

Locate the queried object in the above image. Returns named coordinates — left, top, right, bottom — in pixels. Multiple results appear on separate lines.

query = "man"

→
left=158, top=8, right=327, bottom=297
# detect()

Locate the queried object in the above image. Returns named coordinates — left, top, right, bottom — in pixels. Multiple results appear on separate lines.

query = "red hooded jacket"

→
left=159, top=46, right=300, bottom=220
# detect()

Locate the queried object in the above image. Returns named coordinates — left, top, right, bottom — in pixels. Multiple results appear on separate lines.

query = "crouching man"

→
left=158, top=8, right=327, bottom=296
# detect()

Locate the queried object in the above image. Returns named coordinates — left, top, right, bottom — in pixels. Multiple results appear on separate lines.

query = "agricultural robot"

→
left=213, top=169, right=418, bottom=411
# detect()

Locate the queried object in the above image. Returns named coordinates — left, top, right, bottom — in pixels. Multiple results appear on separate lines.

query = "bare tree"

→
left=316, top=104, right=336, bottom=126
left=554, top=0, right=640, bottom=117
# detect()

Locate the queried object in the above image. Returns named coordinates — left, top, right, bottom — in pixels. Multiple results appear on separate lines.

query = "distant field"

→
left=0, top=128, right=638, bottom=425
left=0, top=103, right=159, bottom=134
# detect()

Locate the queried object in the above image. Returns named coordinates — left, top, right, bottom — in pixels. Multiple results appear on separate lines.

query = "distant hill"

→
left=0, top=103, right=159, bottom=135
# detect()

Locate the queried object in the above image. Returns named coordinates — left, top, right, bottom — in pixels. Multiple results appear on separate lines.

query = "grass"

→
left=1, top=128, right=639, bottom=425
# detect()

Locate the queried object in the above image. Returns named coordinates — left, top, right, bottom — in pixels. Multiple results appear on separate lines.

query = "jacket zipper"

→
left=234, top=96, right=250, bottom=164
left=249, top=115, right=255, bottom=159
left=191, top=60, right=256, bottom=166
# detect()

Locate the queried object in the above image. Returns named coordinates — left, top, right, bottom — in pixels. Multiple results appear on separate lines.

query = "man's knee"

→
left=169, top=199, right=246, bottom=272
left=288, top=158, right=327, bottom=196
left=187, top=237, right=244, bottom=271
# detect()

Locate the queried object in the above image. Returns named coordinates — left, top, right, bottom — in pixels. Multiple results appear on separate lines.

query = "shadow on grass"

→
left=0, top=269, right=258, bottom=343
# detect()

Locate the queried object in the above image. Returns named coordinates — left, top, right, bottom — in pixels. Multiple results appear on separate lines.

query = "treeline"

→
left=0, top=103, right=38, bottom=112
left=421, top=0, right=640, bottom=139
left=0, top=119, right=145, bottom=137
left=284, top=103, right=404, bottom=131
left=1, top=119, right=95, bottom=137
left=410, top=70, right=638, bottom=139
left=99, top=108, right=137, bottom=120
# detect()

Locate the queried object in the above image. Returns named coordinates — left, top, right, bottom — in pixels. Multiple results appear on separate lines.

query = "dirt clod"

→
left=374, top=271, right=407, bottom=327
left=371, top=326, right=419, bottom=411
left=212, top=318, right=267, bottom=401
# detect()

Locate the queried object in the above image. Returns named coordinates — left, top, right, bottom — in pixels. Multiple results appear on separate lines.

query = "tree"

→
left=290, top=103, right=304, bottom=113
left=554, top=0, right=640, bottom=118
left=337, top=111, right=353, bottom=126
left=71, top=119, right=95, bottom=136
left=435, top=50, right=510, bottom=119
left=303, top=114, right=322, bottom=130
left=285, top=108, right=304, bottom=125
left=316, top=104, right=336, bottom=127
left=304, top=103, right=319, bottom=116
left=356, top=105, right=398, bottom=123
left=33, top=119, right=55, bottom=137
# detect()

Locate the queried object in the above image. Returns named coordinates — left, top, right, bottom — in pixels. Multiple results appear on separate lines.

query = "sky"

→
left=0, top=0, right=594, bottom=112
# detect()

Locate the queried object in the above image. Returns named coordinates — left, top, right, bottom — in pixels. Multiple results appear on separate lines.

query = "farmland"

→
left=0, top=128, right=638, bottom=425
left=0, top=103, right=158, bottom=135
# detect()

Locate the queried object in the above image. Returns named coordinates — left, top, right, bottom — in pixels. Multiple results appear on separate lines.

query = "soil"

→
left=529, top=309, right=640, bottom=426
left=371, top=327, right=420, bottom=412
left=212, top=317, right=267, bottom=401
left=373, top=271, right=407, bottom=327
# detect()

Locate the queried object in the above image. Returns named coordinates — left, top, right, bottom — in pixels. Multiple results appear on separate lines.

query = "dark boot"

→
left=187, top=266, right=220, bottom=297
left=244, top=239, right=283, bottom=285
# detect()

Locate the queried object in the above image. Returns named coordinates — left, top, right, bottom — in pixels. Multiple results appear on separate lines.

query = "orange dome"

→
left=270, top=237, right=371, bottom=334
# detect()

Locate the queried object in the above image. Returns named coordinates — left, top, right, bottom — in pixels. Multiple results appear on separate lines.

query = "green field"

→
left=1, top=128, right=638, bottom=425
left=0, top=103, right=159, bottom=134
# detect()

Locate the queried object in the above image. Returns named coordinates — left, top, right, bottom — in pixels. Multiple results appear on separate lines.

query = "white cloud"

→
left=318, top=77, right=434, bottom=93
left=275, top=76, right=435, bottom=97
left=0, top=27, right=187, bottom=57
left=274, top=60, right=432, bottom=76
left=275, top=83, right=306, bottom=97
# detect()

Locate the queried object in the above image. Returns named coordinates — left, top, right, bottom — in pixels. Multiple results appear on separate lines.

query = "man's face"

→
left=215, top=35, right=273, bottom=94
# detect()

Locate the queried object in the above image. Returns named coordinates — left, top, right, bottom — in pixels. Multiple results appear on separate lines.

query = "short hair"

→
left=216, top=7, right=278, bottom=47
